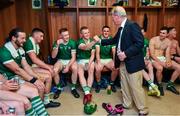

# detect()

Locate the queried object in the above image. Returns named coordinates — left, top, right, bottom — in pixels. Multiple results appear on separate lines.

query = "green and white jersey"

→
left=23, top=37, right=40, bottom=65
left=0, top=42, right=25, bottom=79
left=53, top=39, right=76, bottom=60
left=96, top=35, right=115, bottom=59
left=77, top=38, right=95, bottom=60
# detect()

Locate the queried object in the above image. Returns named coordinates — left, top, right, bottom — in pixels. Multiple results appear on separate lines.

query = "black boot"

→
left=71, top=89, right=80, bottom=98
left=158, top=83, right=164, bottom=96
left=166, top=81, right=180, bottom=95
left=95, top=84, right=101, bottom=93
left=45, top=101, right=61, bottom=108
left=111, top=84, right=117, bottom=93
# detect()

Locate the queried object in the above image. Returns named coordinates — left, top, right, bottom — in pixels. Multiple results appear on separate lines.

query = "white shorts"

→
left=77, top=59, right=89, bottom=66
left=58, top=59, right=70, bottom=66
left=32, top=64, right=38, bottom=67
left=78, top=59, right=93, bottom=71
left=152, top=56, right=166, bottom=62
left=100, top=59, right=112, bottom=65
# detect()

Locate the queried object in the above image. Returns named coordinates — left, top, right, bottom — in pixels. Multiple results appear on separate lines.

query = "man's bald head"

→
left=111, top=6, right=127, bottom=17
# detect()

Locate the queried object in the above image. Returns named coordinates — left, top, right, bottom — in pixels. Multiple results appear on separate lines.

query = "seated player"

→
left=95, top=26, right=118, bottom=93
left=77, top=26, right=96, bottom=104
left=149, top=26, right=180, bottom=95
left=23, top=28, right=60, bottom=108
left=167, top=27, right=180, bottom=64
left=141, top=28, right=160, bottom=96
left=52, top=28, right=80, bottom=99
left=0, top=28, right=49, bottom=115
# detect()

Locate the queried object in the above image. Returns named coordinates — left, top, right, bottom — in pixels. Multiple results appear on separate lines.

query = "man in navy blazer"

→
left=94, top=6, right=148, bottom=115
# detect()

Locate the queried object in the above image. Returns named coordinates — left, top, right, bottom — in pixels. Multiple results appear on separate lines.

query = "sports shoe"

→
left=71, top=89, right=80, bottom=98
left=83, top=93, right=92, bottom=104
left=147, top=89, right=158, bottom=96
left=158, top=83, right=164, bottom=96
left=44, top=101, right=61, bottom=108
left=95, top=84, right=101, bottom=93
left=53, top=89, right=61, bottom=99
left=167, top=84, right=180, bottom=95
left=151, top=85, right=160, bottom=97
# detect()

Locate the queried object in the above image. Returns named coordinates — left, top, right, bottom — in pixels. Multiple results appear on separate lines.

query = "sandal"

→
left=114, top=107, right=124, bottom=114
left=102, top=103, right=114, bottom=114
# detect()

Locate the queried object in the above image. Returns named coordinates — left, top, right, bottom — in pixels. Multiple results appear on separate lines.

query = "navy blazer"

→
left=101, top=20, right=145, bottom=74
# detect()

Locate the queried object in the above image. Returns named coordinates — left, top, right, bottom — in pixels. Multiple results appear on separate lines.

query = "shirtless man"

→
left=149, top=26, right=180, bottom=95
left=167, top=27, right=180, bottom=63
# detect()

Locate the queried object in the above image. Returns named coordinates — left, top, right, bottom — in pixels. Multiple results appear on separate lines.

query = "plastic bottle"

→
left=107, top=85, right=111, bottom=95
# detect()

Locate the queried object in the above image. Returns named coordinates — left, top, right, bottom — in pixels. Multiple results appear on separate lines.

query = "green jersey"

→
left=0, top=42, right=25, bottom=79
left=23, top=37, right=40, bottom=65
left=143, top=37, right=149, bottom=57
left=53, top=39, right=76, bottom=60
left=96, top=35, right=115, bottom=59
left=77, top=38, right=95, bottom=60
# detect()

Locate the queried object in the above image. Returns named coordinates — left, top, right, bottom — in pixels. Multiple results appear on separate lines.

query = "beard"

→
left=15, top=39, right=23, bottom=47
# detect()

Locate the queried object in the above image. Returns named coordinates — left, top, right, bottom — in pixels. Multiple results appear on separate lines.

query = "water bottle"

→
left=107, top=85, right=111, bottom=95
left=8, top=107, right=16, bottom=114
left=13, top=76, right=19, bottom=85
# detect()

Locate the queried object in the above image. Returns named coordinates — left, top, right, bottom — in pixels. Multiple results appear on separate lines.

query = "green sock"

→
left=97, top=82, right=101, bottom=86
left=71, top=83, right=76, bottom=90
left=25, top=107, right=37, bottom=116
left=31, top=96, right=48, bottom=116
left=44, top=93, right=50, bottom=105
left=56, top=83, right=61, bottom=90
left=110, top=81, right=114, bottom=85
left=147, top=79, right=155, bottom=88
left=167, top=81, right=174, bottom=87
left=83, top=86, right=91, bottom=95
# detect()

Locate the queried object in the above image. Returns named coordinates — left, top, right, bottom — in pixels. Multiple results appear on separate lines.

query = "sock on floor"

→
left=25, top=107, right=37, bottom=116
left=31, top=96, right=49, bottom=116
